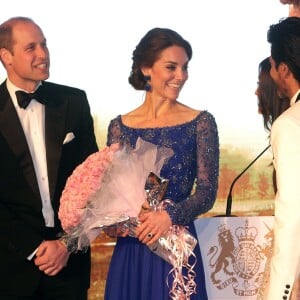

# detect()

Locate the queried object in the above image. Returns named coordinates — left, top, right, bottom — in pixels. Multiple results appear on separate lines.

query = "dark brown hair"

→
left=128, top=27, right=192, bottom=90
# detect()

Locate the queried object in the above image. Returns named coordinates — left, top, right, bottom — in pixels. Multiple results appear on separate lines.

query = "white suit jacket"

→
left=265, top=90, right=300, bottom=300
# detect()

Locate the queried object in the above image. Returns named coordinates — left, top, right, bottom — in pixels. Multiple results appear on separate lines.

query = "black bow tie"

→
left=15, top=87, right=46, bottom=109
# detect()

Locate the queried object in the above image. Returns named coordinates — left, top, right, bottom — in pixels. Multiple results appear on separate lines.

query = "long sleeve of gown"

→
left=165, top=112, right=219, bottom=225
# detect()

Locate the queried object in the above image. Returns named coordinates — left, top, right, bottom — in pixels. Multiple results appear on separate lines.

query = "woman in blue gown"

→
left=104, top=27, right=219, bottom=300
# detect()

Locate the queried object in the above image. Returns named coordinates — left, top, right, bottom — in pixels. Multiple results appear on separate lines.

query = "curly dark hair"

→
left=128, top=27, right=192, bottom=90
left=267, top=17, right=300, bottom=82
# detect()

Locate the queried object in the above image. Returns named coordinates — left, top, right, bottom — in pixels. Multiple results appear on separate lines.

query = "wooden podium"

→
left=194, top=216, right=273, bottom=300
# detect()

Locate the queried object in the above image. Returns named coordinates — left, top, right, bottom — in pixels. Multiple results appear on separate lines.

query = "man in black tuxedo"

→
left=0, top=17, right=98, bottom=299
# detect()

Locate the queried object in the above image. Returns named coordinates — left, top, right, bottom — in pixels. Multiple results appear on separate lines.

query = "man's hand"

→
left=34, top=240, right=70, bottom=276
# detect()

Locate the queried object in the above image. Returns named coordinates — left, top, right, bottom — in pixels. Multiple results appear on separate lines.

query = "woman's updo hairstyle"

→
left=128, top=27, right=192, bottom=90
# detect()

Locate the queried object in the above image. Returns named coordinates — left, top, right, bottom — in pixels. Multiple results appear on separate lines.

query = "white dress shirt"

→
left=6, top=79, right=54, bottom=227
left=265, top=89, right=300, bottom=299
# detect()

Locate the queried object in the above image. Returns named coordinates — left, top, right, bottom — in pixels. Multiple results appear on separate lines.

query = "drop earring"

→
left=144, top=75, right=151, bottom=91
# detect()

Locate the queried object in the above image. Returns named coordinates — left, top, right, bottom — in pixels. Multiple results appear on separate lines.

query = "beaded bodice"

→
left=106, top=110, right=219, bottom=225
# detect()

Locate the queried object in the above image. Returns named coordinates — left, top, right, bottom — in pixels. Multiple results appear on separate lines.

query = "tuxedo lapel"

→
left=42, top=83, right=67, bottom=201
left=0, top=82, right=40, bottom=198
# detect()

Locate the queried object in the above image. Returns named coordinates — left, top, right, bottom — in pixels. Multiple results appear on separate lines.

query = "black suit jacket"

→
left=0, top=80, right=98, bottom=295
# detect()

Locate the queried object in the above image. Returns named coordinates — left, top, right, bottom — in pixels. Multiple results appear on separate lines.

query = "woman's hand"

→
left=135, top=209, right=172, bottom=245
left=138, top=201, right=151, bottom=215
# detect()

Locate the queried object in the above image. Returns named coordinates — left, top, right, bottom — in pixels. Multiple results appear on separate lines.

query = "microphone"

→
left=224, top=144, right=271, bottom=217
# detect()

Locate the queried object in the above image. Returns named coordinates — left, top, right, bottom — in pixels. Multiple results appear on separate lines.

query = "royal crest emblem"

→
left=207, top=219, right=273, bottom=297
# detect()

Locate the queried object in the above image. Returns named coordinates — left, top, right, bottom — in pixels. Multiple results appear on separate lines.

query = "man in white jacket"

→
left=265, top=17, right=300, bottom=300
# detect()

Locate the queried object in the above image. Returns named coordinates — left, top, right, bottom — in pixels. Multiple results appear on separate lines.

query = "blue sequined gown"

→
left=104, top=111, right=219, bottom=300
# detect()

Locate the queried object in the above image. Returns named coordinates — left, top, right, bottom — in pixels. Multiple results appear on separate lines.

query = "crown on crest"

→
left=218, top=223, right=228, bottom=234
left=235, top=219, right=257, bottom=242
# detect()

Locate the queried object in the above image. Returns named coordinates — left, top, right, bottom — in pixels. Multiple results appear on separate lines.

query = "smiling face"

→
left=143, top=45, right=189, bottom=101
left=1, top=20, right=50, bottom=91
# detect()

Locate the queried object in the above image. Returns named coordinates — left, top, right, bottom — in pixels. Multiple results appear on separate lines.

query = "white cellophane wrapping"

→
left=59, top=137, right=173, bottom=251
left=146, top=199, right=198, bottom=299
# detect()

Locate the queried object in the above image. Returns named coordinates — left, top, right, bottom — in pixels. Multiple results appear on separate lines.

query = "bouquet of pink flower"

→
left=58, top=137, right=174, bottom=251
left=58, top=143, right=120, bottom=233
